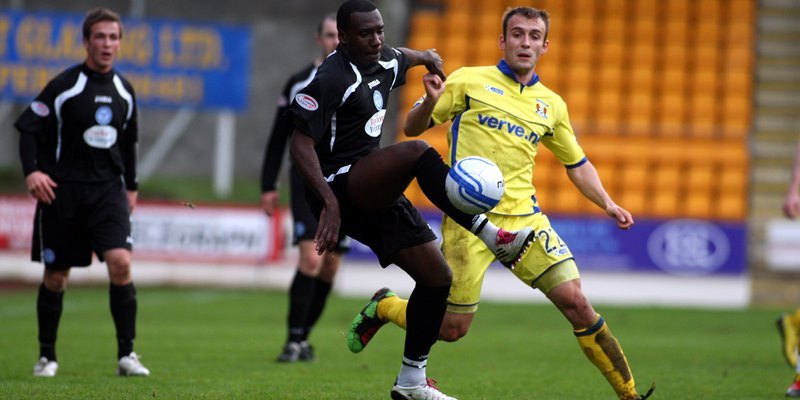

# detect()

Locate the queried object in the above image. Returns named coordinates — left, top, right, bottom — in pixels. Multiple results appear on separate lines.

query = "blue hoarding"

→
left=346, top=212, right=747, bottom=277
left=0, top=10, right=250, bottom=110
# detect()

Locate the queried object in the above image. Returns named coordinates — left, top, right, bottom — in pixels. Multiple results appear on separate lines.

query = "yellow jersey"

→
left=419, top=60, right=586, bottom=216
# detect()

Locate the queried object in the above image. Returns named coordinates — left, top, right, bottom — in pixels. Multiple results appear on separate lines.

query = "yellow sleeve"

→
left=541, top=98, right=586, bottom=167
left=429, top=68, right=468, bottom=125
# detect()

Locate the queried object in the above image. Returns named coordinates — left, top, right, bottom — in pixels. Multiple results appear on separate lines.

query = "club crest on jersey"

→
left=31, top=101, right=50, bottom=117
left=295, top=93, right=319, bottom=111
left=484, top=85, right=504, bottom=96
left=535, top=99, right=549, bottom=120
left=373, top=90, right=383, bottom=110
left=95, top=106, right=112, bottom=125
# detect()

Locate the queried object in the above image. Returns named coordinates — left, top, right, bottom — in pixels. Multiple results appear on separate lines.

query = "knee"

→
left=404, top=140, right=431, bottom=156
left=297, top=250, right=323, bottom=276
left=43, top=271, right=69, bottom=292
left=439, top=324, right=467, bottom=342
left=439, top=317, right=469, bottom=342
left=106, top=251, right=132, bottom=285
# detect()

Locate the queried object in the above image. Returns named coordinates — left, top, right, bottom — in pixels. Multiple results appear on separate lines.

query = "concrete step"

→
left=755, top=115, right=800, bottom=132
left=759, top=41, right=800, bottom=57
left=752, top=130, right=800, bottom=142
left=759, top=14, right=800, bottom=33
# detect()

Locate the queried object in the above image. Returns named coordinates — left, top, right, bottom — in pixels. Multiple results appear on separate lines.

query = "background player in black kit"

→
left=15, top=8, right=149, bottom=378
left=288, top=1, right=534, bottom=398
left=261, top=13, right=352, bottom=363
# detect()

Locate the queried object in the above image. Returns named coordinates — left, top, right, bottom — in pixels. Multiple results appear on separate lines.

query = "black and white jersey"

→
left=15, top=63, right=138, bottom=190
left=261, top=63, right=318, bottom=192
left=288, top=44, right=409, bottom=177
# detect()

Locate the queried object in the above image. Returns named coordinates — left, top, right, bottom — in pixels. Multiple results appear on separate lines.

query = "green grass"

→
left=0, top=286, right=791, bottom=399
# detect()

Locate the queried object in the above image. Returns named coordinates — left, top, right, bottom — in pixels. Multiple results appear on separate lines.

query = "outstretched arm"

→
left=290, top=129, right=340, bottom=254
left=784, top=141, right=800, bottom=219
left=398, top=47, right=445, bottom=81
left=566, top=161, right=633, bottom=229
left=404, top=73, right=445, bottom=137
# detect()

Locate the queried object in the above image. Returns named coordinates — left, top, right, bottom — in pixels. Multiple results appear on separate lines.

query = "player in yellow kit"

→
left=347, top=7, right=654, bottom=400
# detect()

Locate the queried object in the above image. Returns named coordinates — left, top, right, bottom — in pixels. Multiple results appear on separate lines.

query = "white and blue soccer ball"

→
left=445, top=156, right=504, bottom=214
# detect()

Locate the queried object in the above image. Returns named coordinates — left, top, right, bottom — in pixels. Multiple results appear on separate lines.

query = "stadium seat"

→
left=715, top=194, right=746, bottom=220
left=652, top=187, right=680, bottom=217
left=685, top=191, right=713, bottom=218
left=665, top=0, right=691, bottom=16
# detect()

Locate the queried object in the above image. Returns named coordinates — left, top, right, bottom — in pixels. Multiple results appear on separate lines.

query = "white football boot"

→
left=118, top=352, right=150, bottom=376
left=33, top=357, right=58, bottom=377
left=391, top=379, right=457, bottom=400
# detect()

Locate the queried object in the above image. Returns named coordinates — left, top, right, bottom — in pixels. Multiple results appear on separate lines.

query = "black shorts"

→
left=32, top=179, right=132, bottom=270
left=290, top=167, right=350, bottom=253
left=308, top=170, right=437, bottom=267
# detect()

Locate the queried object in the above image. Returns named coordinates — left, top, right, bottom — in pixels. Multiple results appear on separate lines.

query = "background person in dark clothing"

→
left=16, top=7, right=149, bottom=378
left=260, top=13, right=351, bottom=363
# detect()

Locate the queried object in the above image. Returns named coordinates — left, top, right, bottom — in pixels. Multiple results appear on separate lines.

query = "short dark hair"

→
left=502, top=7, right=550, bottom=40
left=336, top=0, right=377, bottom=33
left=82, top=7, right=123, bottom=39
left=317, top=13, right=336, bottom=35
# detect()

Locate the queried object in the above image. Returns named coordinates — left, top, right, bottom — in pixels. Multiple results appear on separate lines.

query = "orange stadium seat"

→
left=564, top=88, right=591, bottom=122
left=652, top=188, right=680, bottom=217
left=410, top=11, right=440, bottom=34
left=602, top=17, right=627, bottom=39
left=725, top=20, right=756, bottom=44
left=631, top=18, right=657, bottom=44
left=599, top=42, right=626, bottom=68
left=630, top=43, right=657, bottom=70
left=687, top=165, right=714, bottom=191
left=665, top=0, right=691, bottom=17
left=685, top=190, right=713, bottom=218
left=632, top=0, right=658, bottom=19
left=690, top=68, right=719, bottom=95
left=692, top=45, right=721, bottom=72
left=695, top=21, right=722, bottom=47
left=658, top=93, right=687, bottom=136
left=664, top=20, right=690, bottom=43
left=715, top=194, right=746, bottom=220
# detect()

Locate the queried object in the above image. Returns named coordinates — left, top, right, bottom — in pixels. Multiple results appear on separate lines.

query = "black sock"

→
left=403, top=284, right=450, bottom=362
left=109, top=282, right=137, bottom=359
left=304, top=277, right=333, bottom=338
left=287, top=270, right=316, bottom=343
left=413, top=147, right=476, bottom=229
left=37, top=283, right=64, bottom=361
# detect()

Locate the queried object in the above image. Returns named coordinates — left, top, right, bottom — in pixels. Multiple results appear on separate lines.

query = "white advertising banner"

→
left=766, top=219, right=800, bottom=271
left=0, top=196, right=282, bottom=264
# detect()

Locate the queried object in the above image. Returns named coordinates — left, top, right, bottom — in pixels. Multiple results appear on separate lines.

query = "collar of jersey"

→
left=81, top=63, right=115, bottom=82
left=496, top=59, right=539, bottom=87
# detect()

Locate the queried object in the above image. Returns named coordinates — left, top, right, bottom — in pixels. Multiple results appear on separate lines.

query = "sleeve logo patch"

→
left=295, top=94, right=319, bottom=111
left=31, top=101, right=50, bottom=117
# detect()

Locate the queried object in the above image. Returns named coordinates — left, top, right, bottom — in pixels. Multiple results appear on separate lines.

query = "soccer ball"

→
left=445, top=156, right=504, bottom=214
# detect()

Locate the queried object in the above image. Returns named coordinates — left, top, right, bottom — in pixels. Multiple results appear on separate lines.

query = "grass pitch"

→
left=0, top=286, right=790, bottom=399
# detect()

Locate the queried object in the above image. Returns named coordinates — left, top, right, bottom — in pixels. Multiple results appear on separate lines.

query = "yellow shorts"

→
left=441, top=212, right=579, bottom=314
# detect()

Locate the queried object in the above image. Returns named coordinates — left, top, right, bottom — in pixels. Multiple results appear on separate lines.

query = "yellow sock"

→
left=377, top=295, right=408, bottom=330
left=575, top=315, right=638, bottom=400
left=790, top=308, right=800, bottom=328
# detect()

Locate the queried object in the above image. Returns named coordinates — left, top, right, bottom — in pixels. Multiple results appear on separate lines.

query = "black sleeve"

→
left=121, top=86, right=139, bottom=191
left=287, top=67, right=347, bottom=143
left=18, top=132, right=38, bottom=177
left=14, top=81, right=59, bottom=177
left=260, top=78, right=295, bottom=192
left=388, top=45, right=410, bottom=90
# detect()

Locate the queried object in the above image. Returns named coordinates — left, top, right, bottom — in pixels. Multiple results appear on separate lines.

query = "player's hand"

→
left=25, top=171, right=57, bottom=205
left=784, top=191, right=800, bottom=219
left=422, top=73, right=445, bottom=102
left=315, top=201, right=341, bottom=255
left=261, top=191, right=279, bottom=217
left=422, top=49, right=446, bottom=81
left=126, top=191, right=138, bottom=213
left=606, top=204, right=634, bottom=229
